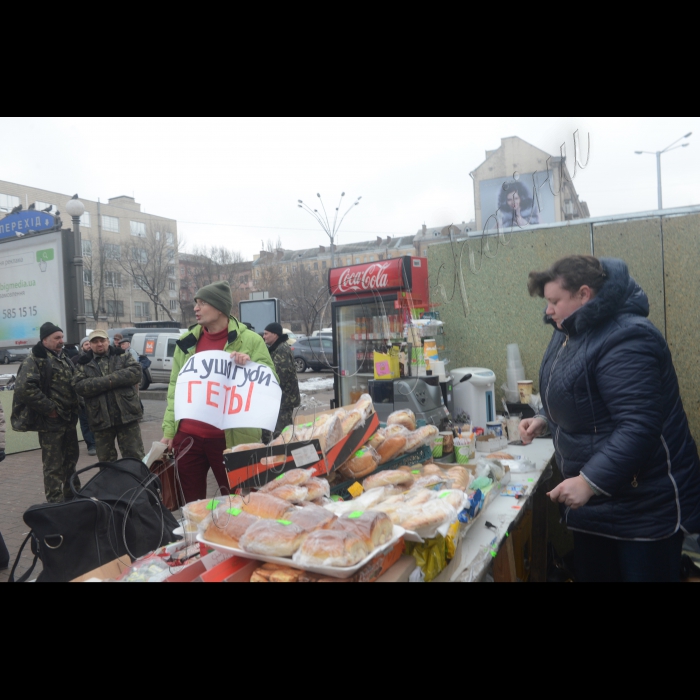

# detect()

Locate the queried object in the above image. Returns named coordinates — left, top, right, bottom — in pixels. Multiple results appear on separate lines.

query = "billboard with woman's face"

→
left=480, top=172, right=556, bottom=232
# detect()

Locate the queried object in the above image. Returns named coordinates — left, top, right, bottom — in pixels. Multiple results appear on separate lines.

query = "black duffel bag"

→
left=9, top=459, right=180, bottom=583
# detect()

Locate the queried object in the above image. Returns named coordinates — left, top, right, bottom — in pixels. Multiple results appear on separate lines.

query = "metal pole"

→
left=72, top=215, right=87, bottom=344
left=657, top=151, right=663, bottom=210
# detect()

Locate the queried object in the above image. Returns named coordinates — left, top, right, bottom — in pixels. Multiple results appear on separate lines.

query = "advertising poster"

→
left=0, top=232, right=66, bottom=348
left=480, top=172, right=556, bottom=231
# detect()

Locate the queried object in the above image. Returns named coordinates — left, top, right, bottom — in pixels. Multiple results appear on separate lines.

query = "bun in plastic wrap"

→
left=332, top=512, right=394, bottom=550
left=293, top=530, right=369, bottom=569
left=387, top=409, right=417, bottom=432
left=240, top=520, right=307, bottom=557
left=363, top=470, right=414, bottom=491
left=203, top=510, right=260, bottom=550
left=288, top=503, right=337, bottom=532
left=272, top=485, right=309, bottom=504
left=260, top=468, right=314, bottom=493
left=183, top=497, right=243, bottom=525
left=339, top=446, right=381, bottom=480
left=304, top=478, right=331, bottom=502
left=400, top=499, right=458, bottom=538
left=403, top=425, right=440, bottom=454
left=377, top=437, right=407, bottom=465
left=241, top=492, right=294, bottom=521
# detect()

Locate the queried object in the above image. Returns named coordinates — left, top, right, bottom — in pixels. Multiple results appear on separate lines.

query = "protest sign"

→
left=174, top=351, right=281, bottom=432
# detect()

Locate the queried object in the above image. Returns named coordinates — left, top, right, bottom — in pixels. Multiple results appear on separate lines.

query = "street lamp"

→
left=65, top=196, right=87, bottom=344
left=635, top=132, right=692, bottom=210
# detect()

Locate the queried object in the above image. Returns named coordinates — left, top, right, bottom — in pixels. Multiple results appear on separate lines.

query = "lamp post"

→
left=636, top=132, right=692, bottom=210
left=65, top=196, right=87, bottom=344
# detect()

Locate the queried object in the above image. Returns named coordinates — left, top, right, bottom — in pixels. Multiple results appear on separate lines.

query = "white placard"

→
left=292, top=445, right=321, bottom=469
left=174, top=351, right=281, bottom=432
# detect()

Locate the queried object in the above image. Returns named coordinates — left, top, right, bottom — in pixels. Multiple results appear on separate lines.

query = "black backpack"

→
left=9, top=459, right=180, bottom=583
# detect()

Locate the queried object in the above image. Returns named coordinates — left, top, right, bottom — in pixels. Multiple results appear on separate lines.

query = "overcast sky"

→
left=2, top=117, right=698, bottom=260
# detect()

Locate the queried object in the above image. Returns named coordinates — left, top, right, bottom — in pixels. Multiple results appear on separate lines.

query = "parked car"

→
left=291, top=337, right=336, bottom=373
left=0, top=347, right=30, bottom=365
left=311, top=329, right=333, bottom=338
left=130, top=332, right=181, bottom=390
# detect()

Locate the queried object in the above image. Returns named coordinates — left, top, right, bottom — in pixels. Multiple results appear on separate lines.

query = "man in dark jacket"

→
left=72, top=330, right=145, bottom=463
left=522, top=256, right=700, bottom=582
left=11, top=323, right=81, bottom=503
left=263, top=323, right=301, bottom=438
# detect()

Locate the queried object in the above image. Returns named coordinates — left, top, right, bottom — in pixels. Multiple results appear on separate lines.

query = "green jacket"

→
left=72, top=346, right=143, bottom=432
left=163, top=318, right=278, bottom=449
left=268, top=339, right=301, bottom=430
left=12, top=342, right=79, bottom=433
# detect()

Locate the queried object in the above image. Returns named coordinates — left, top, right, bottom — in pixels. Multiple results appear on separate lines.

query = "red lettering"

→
left=188, top=381, right=202, bottom=403
left=223, top=386, right=232, bottom=414
left=228, top=387, right=243, bottom=415
left=207, top=382, right=221, bottom=408
left=245, top=382, right=254, bottom=412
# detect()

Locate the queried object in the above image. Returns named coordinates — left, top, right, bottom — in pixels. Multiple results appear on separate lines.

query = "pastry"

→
left=304, top=478, right=331, bottom=502
left=239, top=520, right=307, bottom=557
left=260, top=468, right=314, bottom=493
left=387, top=409, right=417, bottom=432
left=377, top=437, right=407, bottom=465
left=272, top=485, right=309, bottom=504
left=363, top=470, right=414, bottom=491
left=293, top=530, right=369, bottom=569
left=202, top=510, right=259, bottom=550
left=241, top=492, right=294, bottom=520
left=332, top=512, right=394, bottom=550
left=288, top=503, right=337, bottom=532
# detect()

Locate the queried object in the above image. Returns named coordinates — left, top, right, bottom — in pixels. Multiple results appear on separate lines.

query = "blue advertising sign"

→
left=0, top=211, right=59, bottom=241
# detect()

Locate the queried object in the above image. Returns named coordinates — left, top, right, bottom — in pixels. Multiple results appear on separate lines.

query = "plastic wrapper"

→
left=272, top=485, right=309, bottom=504
left=476, top=459, right=511, bottom=485
left=387, top=409, right=417, bottom=432
left=436, top=489, right=469, bottom=513
left=304, top=478, right=331, bottom=502
left=201, top=509, right=260, bottom=550
left=405, top=535, right=448, bottom=583
left=354, top=394, right=374, bottom=421
left=377, top=435, right=408, bottom=465
left=400, top=498, right=459, bottom=540
left=447, top=466, right=472, bottom=492
left=403, top=488, right=436, bottom=508
left=411, top=474, right=447, bottom=491
left=340, top=409, right=365, bottom=437
left=339, top=445, right=381, bottom=480
left=293, top=530, right=370, bottom=569
left=260, top=468, right=314, bottom=493
left=363, top=469, right=415, bottom=491
left=183, top=497, right=243, bottom=526
left=241, top=492, right=295, bottom=520
left=384, top=425, right=411, bottom=439
left=332, top=512, right=394, bottom=550
left=402, top=425, right=440, bottom=454
left=288, top=503, right=337, bottom=532
left=309, top=414, right=345, bottom=453
left=239, top=520, right=307, bottom=558
left=325, top=487, right=389, bottom=516
left=119, top=556, right=171, bottom=583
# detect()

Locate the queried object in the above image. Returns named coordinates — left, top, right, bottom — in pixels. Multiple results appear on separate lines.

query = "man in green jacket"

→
left=161, top=281, right=277, bottom=503
left=72, top=330, right=145, bottom=463
left=11, top=323, right=81, bottom=503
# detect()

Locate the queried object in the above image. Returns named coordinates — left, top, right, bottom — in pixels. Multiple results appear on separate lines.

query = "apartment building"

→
left=0, top=180, right=181, bottom=327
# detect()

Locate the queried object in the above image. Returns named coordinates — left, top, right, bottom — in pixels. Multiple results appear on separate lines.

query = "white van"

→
left=131, top=332, right=182, bottom=390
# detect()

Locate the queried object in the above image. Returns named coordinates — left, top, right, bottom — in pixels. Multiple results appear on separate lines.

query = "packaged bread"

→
left=400, top=499, right=458, bottom=538
left=313, top=497, right=334, bottom=508
left=363, top=470, right=414, bottom=491
left=250, top=563, right=293, bottom=582
left=411, top=474, right=447, bottom=491
left=260, top=468, right=314, bottom=493
left=486, top=452, right=516, bottom=461
left=332, top=512, right=394, bottom=550
left=447, top=467, right=472, bottom=491
left=273, top=485, right=309, bottom=504
left=325, top=487, right=389, bottom=516
left=304, top=478, right=331, bottom=502
left=384, top=425, right=411, bottom=439
left=223, top=443, right=266, bottom=455
left=339, top=446, right=381, bottom=480
left=288, top=503, right=337, bottom=532
left=437, top=490, right=468, bottom=512
left=240, top=520, right=307, bottom=558
left=308, top=414, right=345, bottom=453
left=422, top=464, right=446, bottom=478
left=387, top=409, right=417, bottom=432
left=241, top=492, right=294, bottom=521
left=293, top=530, right=369, bottom=569
left=377, top=436, right=408, bottom=465
left=183, top=497, right=243, bottom=525
left=403, top=488, right=435, bottom=508
left=354, top=394, right=374, bottom=421
left=340, top=410, right=364, bottom=437
left=202, top=510, right=260, bottom=550
left=368, top=432, right=386, bottom=451
left=403, top=425, right=440, bottom=454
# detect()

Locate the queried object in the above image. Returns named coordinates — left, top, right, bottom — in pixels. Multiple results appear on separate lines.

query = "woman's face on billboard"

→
left=507, top=191, right=521, bottom=211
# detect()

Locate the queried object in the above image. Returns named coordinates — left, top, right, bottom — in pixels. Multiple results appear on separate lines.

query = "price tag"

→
left=347, top=482, right=364, bottom=499
left=227, top=508, right=242, bottom=517
left=206, top=500, right=221, bottom=511
left=348, top=511, right=364, bottom=520
left=292, top=445, right=320, bottom=469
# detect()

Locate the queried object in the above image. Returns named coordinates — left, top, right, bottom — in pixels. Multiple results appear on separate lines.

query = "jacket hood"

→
left=77, top=345, right=125, bottom=365
left=546, top=258, right=650, bottom=336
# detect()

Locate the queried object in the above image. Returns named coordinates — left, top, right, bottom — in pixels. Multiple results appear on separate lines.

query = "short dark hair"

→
left=528, top=255, right=608, bottom=298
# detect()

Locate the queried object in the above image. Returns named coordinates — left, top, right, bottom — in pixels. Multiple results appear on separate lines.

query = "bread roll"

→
left=422, top=464, right=445, bottom=477
left=404, top=489, right=435, bottom=508
left=269, top=569, right=303, bottom=583
left=288, top=503, right=337, bottom=532
left=368, top=432, right=386, bottom=450
left=332, top=512, right=394, bottom=550
left=183, top=498, right=242, bottom=525
left=293, top=530, right=369, bottom=569
left=341, top=410, right=363, bottom=437
left=377, top=437, right=407, bottom=465
left=384, top=425, right=410, bottom=439
left=241, top=492, right=294, bottom=521
left=387, top=409, right=417, bottom=432
left=239, top=520, right=307, bottom=557
left=260, top=468, right=313, bottom=493
left=403, top=425, right=440, bottom=454
left=411, top=474, right=446, bottom=491
left=304, top=478, right=331, bottom=502
left=339, top=446, right=381, bottom=480
left=354, top=395, right=374, bottom=420
left=203, top=511, right=259, bottom=550
left=363, top=470, right=414, bottom=491
left=447, top=467, right=472, bottom=491
left=273, top=485, right=309, bottom=504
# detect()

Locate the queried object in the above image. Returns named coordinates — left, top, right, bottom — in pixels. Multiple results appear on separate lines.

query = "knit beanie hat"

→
left=195, top=281, right=233, bottom=318
left=40, top=322, right=63, bottom=340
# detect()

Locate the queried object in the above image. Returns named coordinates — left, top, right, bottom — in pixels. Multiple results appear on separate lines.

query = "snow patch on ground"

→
left=298, top=377, right=335, bottom=393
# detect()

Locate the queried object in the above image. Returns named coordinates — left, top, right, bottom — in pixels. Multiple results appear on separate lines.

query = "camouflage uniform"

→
left=72, top=346, right=145, bottom=463
left=12, top=342, right=81, bottom=503
left=268, top=340, right=301, bottom=436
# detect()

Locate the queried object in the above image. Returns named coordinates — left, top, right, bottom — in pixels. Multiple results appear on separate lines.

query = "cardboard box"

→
left=357, top=538, right=406, bottom=583
left=71, top=559, right=132, bottom=583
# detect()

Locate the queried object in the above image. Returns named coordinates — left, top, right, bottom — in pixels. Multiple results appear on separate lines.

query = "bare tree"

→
left=281, top=265, right=330, bottom=337
left=81, top=232, right=108, bottom=324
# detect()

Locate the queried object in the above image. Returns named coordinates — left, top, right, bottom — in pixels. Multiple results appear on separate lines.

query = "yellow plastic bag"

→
left=406, top=535, right=448, bottom=583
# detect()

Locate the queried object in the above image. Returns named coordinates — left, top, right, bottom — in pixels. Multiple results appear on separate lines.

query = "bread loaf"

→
left=400, top=499, right=458, bottom=537
left=387, top=409, right=417, bottom=432
left=368, top=432, right=386, bottom=451
left=293, top=530, right=369, bottom=569
left=241, top=492, right=294, bottom=520
left=341, top=410, right=363, bottom=437
left=304, top=478, right=331, bottom=502
left=288, top=503, right=337, bottom=532
left=437, top=490, right=467, bottom=511
left=260, top=468, right=313, bottom=493
left=403, top=425, right=440, bottom=454
left=354, top=395, right=374, bottom=420
left=273, top=485, right=309, bottom=504
left=239, top=520, right=307, bottom=557
left=339, top=446, right=381, bottom=480
left=202, top=510, right=260, bottom=550
left=332, top=512, right=394, bottom=550
left=363, top=470, right=414, bottom=491
left=377, top=437, right=407, bottom=465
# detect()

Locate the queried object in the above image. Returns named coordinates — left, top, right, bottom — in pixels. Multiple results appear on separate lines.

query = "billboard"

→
left=0, top=231, right=68, bottom=349
left=480, top=171, right=556, bottom=231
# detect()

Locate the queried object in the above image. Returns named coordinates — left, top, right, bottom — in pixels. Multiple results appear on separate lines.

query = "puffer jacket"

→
left=11, top=343, right=79, bottom=432
left=72, top=346, right=143, bottom=432
left=540, top=258, right=700, bottom=540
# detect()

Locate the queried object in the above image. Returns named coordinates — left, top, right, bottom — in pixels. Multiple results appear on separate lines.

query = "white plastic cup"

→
left=507, top=344, right=522, bottom=366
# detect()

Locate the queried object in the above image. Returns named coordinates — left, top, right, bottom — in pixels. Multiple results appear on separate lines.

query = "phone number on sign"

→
left=2, top=306, right=38, bottom=320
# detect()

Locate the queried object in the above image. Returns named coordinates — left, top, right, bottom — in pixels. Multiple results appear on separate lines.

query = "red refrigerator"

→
left=328, top=256, right=431, bottom=409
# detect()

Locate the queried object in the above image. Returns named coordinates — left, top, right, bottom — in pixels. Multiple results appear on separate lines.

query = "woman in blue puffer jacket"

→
left=521, top=256, right=700, bottom=582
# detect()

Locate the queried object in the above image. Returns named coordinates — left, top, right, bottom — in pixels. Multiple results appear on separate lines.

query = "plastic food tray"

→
left=197, top=526, right=406, bottom=580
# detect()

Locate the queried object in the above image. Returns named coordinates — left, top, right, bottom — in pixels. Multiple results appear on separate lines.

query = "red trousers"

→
left=173, top=432, right=229, bottom=504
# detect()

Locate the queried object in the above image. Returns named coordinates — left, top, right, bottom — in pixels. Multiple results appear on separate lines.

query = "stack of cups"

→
left=506, top=344, right=526, bottom=401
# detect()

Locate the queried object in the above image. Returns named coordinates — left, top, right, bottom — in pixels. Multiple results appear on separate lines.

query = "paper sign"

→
left=174, top=351, right=282, bottom=432
left=375, top=361, right=391, bottom=377
left=292, top=445, right=320, bottom=469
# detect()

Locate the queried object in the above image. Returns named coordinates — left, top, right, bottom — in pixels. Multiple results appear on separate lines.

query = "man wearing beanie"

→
left=161, top=281, right=278, bottom=503
left=263, top=323, right=301, bottom=438
left=12, top=323, right=81, bottom=503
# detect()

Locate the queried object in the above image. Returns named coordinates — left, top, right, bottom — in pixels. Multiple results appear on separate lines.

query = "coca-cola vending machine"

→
left=328, top=256, right=431, bottom=408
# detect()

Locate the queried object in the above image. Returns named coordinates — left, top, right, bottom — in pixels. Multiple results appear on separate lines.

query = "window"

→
left=131, top=247, right=148, bottom=264
left=85, top=299, right=94, bottom=315
left=0, top=193, right=20, bottom=212
left=130, top=221, right=146, bottom=238
left=82, top=239, right=92, bottom=257
left=102, top=215, right=119, bottom=233
left=166, top=232, right=174, bottom=246
left=84, top=270, right=92, bottom=287
left=169, top=280, right=176, bottom=291
left=167, top=339, right=178, bottom=358
left=314, top=262, right=319, bottom=270
left=167, top=266, right=176, bottom=277
left=80, top=212, right=91, bottom=228
left=166, top=249, right=175, bottom=261
left=35, top=201, right=52, bottom=212
left=107, top=300, right=124, bottom=316
left=105, top=244, right=121, bottom=260
left=322, top=261, right=327, bottom=269
left=347, top=258, right=352, bottom=266
left=105, top=272, right=122, bottom=288
left=355, top=258, right=361, bottom=265
left=134, top=302, right=150, bottom=318
left=134, top=275, right=148, bottom=290
left=169, top=300, right=178, bottom=311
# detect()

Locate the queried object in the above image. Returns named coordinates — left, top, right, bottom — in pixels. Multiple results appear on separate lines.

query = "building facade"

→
left=0, top=180, right=181, bottom=328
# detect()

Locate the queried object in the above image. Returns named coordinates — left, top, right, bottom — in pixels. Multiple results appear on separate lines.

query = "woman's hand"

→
left=160, top=437, right=174, bottom=450
left=519, top=417, right=547, bottom=445
left=547, top=477, right=594, bottom=510
left=230, top=352, right=251, bottom=366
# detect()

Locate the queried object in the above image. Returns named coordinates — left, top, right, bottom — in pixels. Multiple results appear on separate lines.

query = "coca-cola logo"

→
left=336, top=263, right=391, bottom=294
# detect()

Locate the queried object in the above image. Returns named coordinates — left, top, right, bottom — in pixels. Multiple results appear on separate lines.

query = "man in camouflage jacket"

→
left=263, top=324, right=301, bottom=438
left=11, top=323, right=81, bottom=503
left=72, top=330, right=145, bottom=463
